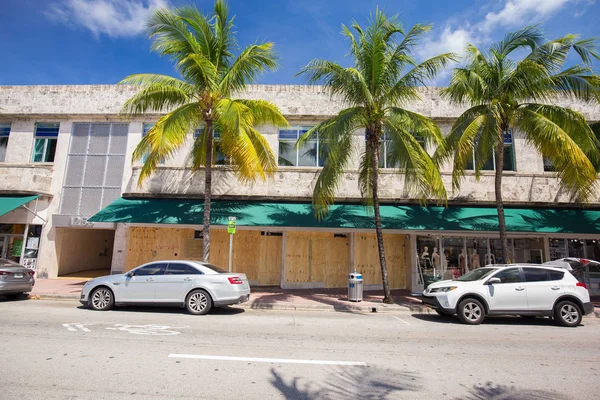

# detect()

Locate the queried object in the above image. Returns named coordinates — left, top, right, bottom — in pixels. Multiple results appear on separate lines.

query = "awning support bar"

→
left=21, top=205, right=47, bottom=224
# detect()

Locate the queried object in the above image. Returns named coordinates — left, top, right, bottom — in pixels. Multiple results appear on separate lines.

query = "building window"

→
left=32, top=123, right=59, bottom=163
left=141, top=123, right=153, bottom=163
left=466, top=129, right=515, bottom=171
left=278, top=126, right=325, bottom=167
left=193, top=128, right=227, bottom=165
left=0, top=123, right=10, bottom=162
left=543, top=157, right=555, bottom=172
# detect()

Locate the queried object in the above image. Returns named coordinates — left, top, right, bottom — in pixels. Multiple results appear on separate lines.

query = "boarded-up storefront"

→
left=284, top=232, right=350, bottom=288
left=125, top=227, right=282, bottom=286
left=353, top=233, right=408, bottom=289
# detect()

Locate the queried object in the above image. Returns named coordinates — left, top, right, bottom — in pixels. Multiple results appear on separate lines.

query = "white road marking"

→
left=106, top=324, right=183, bottom=335
left=168, top=354, right=367, bottom=366
left=62, top=323, right=92, bottom=332
left=392, top=316, right=413, bottom=326
left=75, top=324, right=91, bottom=332
left=62, top=323, right=77, bottom=332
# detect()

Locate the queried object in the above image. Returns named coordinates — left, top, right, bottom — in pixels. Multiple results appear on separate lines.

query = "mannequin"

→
left=432, top=247, right=441, bottom=270
left=469, top=248, right=481, bottom=269
left=420, top=246, right=431, bottom=269
left=485, top=252, right=495, bottom=265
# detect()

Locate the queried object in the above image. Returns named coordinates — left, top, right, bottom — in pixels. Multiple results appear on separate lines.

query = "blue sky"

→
left=1, top=0, right=599, bottom=86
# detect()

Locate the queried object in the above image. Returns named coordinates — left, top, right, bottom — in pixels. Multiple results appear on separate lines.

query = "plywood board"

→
left=284, top=232, right=350, bottom=287
left=353, top=233, right=406, bottom=289
left=259, top=234, right=282, bottom=286
left=125, top=227, right=194, bottom=271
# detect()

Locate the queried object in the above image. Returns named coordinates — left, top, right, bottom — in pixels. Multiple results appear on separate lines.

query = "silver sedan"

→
left=0, top=258, right=35, bottom=298
left=80, top=260, right=250, bottom=315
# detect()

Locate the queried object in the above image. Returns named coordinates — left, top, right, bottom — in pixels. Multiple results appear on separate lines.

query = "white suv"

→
left=421, top=264, right=594, bottom=326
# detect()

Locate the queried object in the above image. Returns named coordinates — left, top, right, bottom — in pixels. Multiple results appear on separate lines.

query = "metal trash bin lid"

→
left=348, top=273, right=363, bottom=280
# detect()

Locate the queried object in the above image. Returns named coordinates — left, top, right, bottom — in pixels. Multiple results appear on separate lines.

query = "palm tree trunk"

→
left=203, top=120, right=214, bottom=262
left=494, top=138, right=511, bottom=263
left=371, top=133, right=394, bottom=304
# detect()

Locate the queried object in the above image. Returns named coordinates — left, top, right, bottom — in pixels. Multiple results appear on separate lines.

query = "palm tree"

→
left=119, top=1, right=288, bottom=262
left=297, top=10, right=455, bottom=303
left=439, top=27, right=600, bottom=262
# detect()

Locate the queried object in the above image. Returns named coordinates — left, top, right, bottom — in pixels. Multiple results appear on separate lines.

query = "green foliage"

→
left=120, top=0, right=288, bottom=186
left=297, top=8, right=456, bottom=216
left=439, top=26, right=600, bottom=202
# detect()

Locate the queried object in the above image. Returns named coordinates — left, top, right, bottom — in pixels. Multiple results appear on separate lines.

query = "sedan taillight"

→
left=26, top=270, right=35, bottom=277
left=576, top=282, right=588, bottom=290
left=228, top=276, right=243, bottom=284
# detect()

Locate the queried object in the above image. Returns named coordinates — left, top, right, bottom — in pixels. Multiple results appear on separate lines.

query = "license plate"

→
left=14, top=273, right=24, bottom=278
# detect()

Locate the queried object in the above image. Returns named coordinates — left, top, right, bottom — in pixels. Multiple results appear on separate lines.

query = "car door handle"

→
left=515, top=287, right=525, bottom=291
left=146, top=278, right=154, bottom=282
left=184, top=277, right=192, bottom=282
left=551, top=286, right=561, bottom=290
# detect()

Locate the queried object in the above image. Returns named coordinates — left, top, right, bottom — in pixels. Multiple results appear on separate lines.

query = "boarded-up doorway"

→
left=284, top=232, right=350, bottom=288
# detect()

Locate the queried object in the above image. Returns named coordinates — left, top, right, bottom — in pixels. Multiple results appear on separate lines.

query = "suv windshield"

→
left=455, top=267, right=498, bottom=282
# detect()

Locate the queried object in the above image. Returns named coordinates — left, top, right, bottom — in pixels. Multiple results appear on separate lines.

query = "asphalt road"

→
left=2, top=298, right=599, bottom=400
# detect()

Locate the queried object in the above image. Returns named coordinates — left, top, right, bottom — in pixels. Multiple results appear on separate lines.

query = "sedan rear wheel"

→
left=457, top=298, right=485, bottom=325
left=89, top=287, right=114, bottom=311
left=554, top=301, right=582, bottom=327
left=186, top=289, right=212, bottom=315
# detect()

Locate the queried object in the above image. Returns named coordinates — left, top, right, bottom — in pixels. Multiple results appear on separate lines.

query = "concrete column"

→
left=280, top=231, right=287, bottom=289
left=5, top=119, right=35, bottom=163
left=123, top=121, right=143, bottom=189
left=110, top=223, right=128, bottom=274
left=36, top=121, right=72, bottom=278
left=409, top=234, right=421, bottom=293
left=513, top=128, right=543, bottom=173
left=543, top=237, right=551, bottom=262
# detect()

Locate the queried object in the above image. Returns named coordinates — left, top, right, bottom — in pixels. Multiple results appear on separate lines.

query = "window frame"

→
left=278, top=126, right=325, bottom=167
left=193, top=128, right=228, bottom=165
left=465, top=129, right=516, bottom=172
left=32, top=122, right=60, bottom=163
left=0, top=123, right=11, bottom=163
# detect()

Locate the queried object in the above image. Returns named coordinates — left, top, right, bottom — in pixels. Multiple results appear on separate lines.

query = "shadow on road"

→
left=270, top=366, right=420, bottom=399
left=458, top=382, right=572, bottom=400
left=0, top=293, right=30, bottom=302
left=76, top=304, right=245, bottom=316
left=412, top=313, right=582, bottom=327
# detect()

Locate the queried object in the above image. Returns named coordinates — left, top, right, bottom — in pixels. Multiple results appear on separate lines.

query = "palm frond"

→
left=235, top=99, right=289, bottom=128
left=516, top=105, right=598, bottom=202
left=220, top=43, right=278, bottom=95
left=492, top=25, right=543, bottom=57
left=384, top=117, right=447, bottom=201
left=119, top=75, right=193, bottom=116
left=134, top=103, right=201, bottom=183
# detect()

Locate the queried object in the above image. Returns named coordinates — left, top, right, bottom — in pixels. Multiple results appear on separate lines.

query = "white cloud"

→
left=479, top=0, right=574, bottom=33
left=418, top=26, right=474, bottom=61
left=45, top=0, right=170, bottom=38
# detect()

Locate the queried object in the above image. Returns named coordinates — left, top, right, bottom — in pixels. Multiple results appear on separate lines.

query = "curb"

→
left=27, top=294, right=600, bottom=318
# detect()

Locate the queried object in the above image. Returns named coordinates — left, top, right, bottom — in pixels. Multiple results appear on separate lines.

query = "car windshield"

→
left=454, top=267, right=498, bottom=282
left=202, top=263, right=228, bottom=273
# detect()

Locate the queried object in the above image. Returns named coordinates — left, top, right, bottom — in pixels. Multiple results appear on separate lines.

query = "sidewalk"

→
left=29, top=279, right=430, bottom=313
left=29, top=279, right=600, bottom=316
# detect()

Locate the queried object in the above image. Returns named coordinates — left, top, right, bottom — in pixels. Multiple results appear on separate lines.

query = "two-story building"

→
left=1, top=84, right=599, bottom=294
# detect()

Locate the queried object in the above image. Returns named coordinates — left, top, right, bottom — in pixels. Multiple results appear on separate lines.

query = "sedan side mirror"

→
left=125, top=271, right=135, bottom=278
left=488, top=277, right=501, bottom=285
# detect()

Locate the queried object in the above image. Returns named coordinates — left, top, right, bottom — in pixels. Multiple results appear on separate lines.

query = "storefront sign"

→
left=69, top=216, right=94, bottom=227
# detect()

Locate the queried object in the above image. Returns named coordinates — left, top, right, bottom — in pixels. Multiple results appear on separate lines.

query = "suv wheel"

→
left=457, top=298, right=485, bottom=325
left=554, top=301, right=582, bottom=327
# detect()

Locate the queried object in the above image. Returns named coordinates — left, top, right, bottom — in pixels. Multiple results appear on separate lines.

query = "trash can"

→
left=348, top=272, right=363, bottom=302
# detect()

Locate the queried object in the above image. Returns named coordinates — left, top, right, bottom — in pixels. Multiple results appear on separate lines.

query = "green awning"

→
left=0, top=195, right=40, bottom=217
left=88, top=197, right=600, bottom=234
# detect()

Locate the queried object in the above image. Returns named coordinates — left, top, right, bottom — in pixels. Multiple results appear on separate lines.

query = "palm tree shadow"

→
left=459, top=382, right=572, bottom=400
left=270, top=366, right=420, bottom=400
